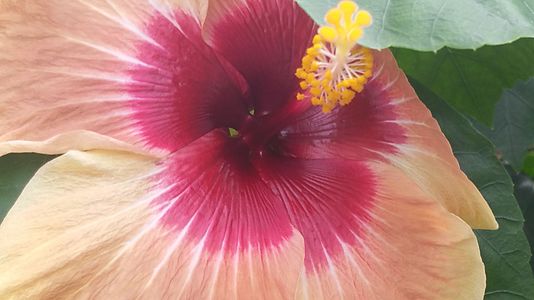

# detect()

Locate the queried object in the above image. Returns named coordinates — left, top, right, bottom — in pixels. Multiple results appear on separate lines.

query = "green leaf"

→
left=296, top=0, right=534, bottom=51
left=410, top=78, right=534, bottom=299
left=524, top=152, right=534, bottom=178
left=512, top=172, right=534, bottom=273
left=393, top=39, right=534, bottom=125
left=0, top=154, right=53, bottom=221
left=492, top=78, right=534, bottom=170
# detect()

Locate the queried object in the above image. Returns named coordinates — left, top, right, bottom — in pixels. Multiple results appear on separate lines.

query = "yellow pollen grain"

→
left=348, top=27, right=363, bottom=42
left=294, top=0, right=373, bottom=113
left=355, top=10, right=372, bottom=26
left=311, top=97, right=322, bottom=106
left=325, top=8, right=343, bottom=25
left=318, top=26, right=338, bottom=43
left=310, top=87, right=322, bottom=96
left=339, top=1, right=358, bottom=14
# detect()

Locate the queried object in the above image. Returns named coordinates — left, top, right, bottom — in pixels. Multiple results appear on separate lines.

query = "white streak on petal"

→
left=34, top=68, right=133, bottom=84
left=62, top=36, right=158, bottom=69
left=247, top=246, right=256, bottom=291
left=144, top=213, right=196, bottom=289
left=382, top=119, right=430, bottom=127
left=148, top=0, right=184, bottom=34
left=177, top=231, right=208, bottom=298
left=207, top=246, right=225, bottom=300
left=379, top=70, right=401, bottom=92
left=369, top=60, right=385, bottom=82
left=312, top=267, right=326, bottom=300
left=232, top=243, right=240, bottom=298
left=299, top=269, right=310, bottom=300
left=77, top=0, right=164, bottom=49
left=339, top=241, right=369, bottom=286
left=322, top=244, right=344, bottom=297
left=388, top=96, right=416, bottom=105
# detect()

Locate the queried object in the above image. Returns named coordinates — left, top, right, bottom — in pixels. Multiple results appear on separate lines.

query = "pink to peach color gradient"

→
left=0, top=0, right=496, bottom=299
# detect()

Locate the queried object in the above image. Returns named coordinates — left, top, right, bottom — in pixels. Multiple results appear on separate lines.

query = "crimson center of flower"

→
left=127, top=10, right=314, bottom=154
left=127, top=2, right=373, bottom=156
left=123, top=0, right=408, bottom=271
left=227, top=99, right=311, bottom=155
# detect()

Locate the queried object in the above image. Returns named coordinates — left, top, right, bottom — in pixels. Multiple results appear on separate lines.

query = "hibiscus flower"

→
left=0, top=0, right=497, bottom=299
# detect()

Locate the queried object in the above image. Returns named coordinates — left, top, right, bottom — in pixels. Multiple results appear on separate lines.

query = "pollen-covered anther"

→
left=295, top=0, right=373, bottom=113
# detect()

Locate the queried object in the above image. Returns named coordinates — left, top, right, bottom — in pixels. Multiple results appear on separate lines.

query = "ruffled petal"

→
left=202, top=0, right=317, bottom=114
left=370, top=51, right=498, bottom=230
left=256, top=157, right=485, bottom=299
left=0, top=133, right=304, bottom=299
left=0, top=0, right=246, bottom=156
left=277, top=49, right=497, bottom=230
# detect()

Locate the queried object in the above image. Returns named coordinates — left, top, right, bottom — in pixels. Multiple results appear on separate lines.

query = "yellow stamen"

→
left=294, top=0, right=373, bottom=113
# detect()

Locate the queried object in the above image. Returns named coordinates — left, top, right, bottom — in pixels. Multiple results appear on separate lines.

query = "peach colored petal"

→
left=0, top=0, right=207, bottom=157
left=294, top=162, right=486, bottom=300
left=0, top=130, right=160, bottom=157
left=0, top=150, right=304, bottom=299
left=371, top=50, right=497, bottom=230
